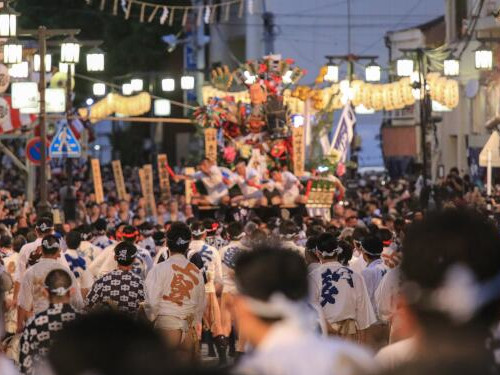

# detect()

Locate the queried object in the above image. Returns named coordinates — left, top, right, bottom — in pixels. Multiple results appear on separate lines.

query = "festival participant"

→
left=0, top=234, right=12, bottom=258
left=138, top=222, right=156, bottom=257
left=360, top=235, right=391, bottom=349
left=116, top=200, right=134, bottom=224
left=269, top=167, right=307, bottom=206
left=17, top=235, right=84, bottom=331
left=230, top=158, right=266, bottom=207
left=219, top=221, right=248, bottom=358
left=14, top=218, right=69, bottom=306
left=0, top=266, right=18, bottom=375
left=63, top=231, right=94, bottom=297
left=19, top=269, right=80, bottom=375
left=309, top=232, right=376, bottom=342
left=152, top=231, right=168, bottom=264
left=186, top=221, right=225, bottom=364
left=163, top=200, right=186, bottom=223
left=75, top=224, right=100, bottom=262
left=186, top=158, right=230, bottom=206
left=91, top=218, right=114, bottom=250
left=279, top=220, right=305, bottom=256
left=85, top=202, right=102, bottom=224
left=234, top=246, right=375, bottom=375
left=144, top=222, right=205, bottom=361
left=203, top=219, right=227, bottom=250
left=89, top=225, right=153, bottom=279
left=376, top=209, right=500, bottom=371
left=2, top=235, right=25, bottom=335
left=85, top=241, right=145, bottom=316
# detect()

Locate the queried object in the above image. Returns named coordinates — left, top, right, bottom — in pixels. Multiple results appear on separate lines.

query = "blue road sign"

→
left=49, top=124, right=81, bottom=158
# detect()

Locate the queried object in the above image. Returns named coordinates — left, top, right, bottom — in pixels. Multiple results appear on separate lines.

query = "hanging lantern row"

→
left=118, top=75, right=195, bottom=96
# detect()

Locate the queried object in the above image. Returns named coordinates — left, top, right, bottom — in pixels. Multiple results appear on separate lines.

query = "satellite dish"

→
left=465, top=79, right=479, bottom=99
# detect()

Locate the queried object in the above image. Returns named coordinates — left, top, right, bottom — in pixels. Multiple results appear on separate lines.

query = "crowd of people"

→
left=0, top=156, right=499, bottom=375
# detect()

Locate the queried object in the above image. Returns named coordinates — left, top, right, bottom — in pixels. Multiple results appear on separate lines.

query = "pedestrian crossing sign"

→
left=49, top=124, right=81, bottom=158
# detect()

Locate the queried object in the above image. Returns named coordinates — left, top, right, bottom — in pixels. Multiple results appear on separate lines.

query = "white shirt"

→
left=192, top=165, right=229, bottom=205
left=375, top=267, right=401, bottom=323
left=309, top=261, right=376, bottom=330
left=361, top=259, right=388, bottom=313
left=153, top=246, right=169, bottom=264
left=237, top=322, right=376, bottom=375
left=14, top=238, right=69, bottom=283
left=187, top=240, right=222, bottom=293
left=0, top=356, right=18, bottom=375
left=18, top=258, right=84, bottom=314
left=144, top=254, right=205, bottom=322
left=79, top=240, right=101, bottom=262
left=375, top=337, right=418, bottom=369
left=349, top=252, right=367, bottom=273
left=219, top=241, right=247, bottom=294
left=63, top=249, right=94, bottom=290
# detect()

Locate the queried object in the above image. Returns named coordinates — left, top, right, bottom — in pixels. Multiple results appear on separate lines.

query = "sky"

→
left=265, top=0, right=446, bottom=167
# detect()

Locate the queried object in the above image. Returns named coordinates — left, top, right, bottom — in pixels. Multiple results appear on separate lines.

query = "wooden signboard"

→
left=112, top=160, right=127, bottom=201
left=292, top=126, right=305, bottom=177
left=157, top=153, right=171, bottom=201
left=142, top=164, right=157, bottom=217
left=204, top=128, right=218, bottom=162
left=184, top=167, right=195, bottom=205
left=91, top=158, right=104, bottom=203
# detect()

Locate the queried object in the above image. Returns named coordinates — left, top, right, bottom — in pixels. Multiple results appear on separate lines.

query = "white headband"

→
left=405, top=264, right=500, bottom=324
left=360, top=243, right=380, bottom=257
left=47, top=286, right=71, bottom=296
left=318, top=246, right=343, bottom=257
left=192, top=229, right=206, bottom=236
left=175, top=237, right=190, bottom=246
left=42, top=240, right=60, bottom=250
left=37, top=223, right=53, bottom=232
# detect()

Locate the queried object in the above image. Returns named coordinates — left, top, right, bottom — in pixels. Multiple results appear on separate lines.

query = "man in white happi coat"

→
left=14, top=218, right=68, bottom=304
left=144, top=222, right=205, bottom=361
left=230, top=158, right=265, bottom=207
left=309, top=232, right=376, bottom=342
left=219, top=221, right=248, bottom=357
left=360, top=235, right=390, bottom=349
left=186, top=221, right=226, bottom=363
left=17, top=235, right=84, bottom=332
left=185, top=158, right=230, bottom=206
left=234, top=245, right=376, bottom=375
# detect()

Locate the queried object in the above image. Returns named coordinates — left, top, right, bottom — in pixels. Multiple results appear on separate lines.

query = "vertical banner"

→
left=184, top=167, right=195, bottom=205
left=138, top=168, right=147, bottom=198
left=157, top=153, right=171, bottom=201
left=329, top=104, right=356, bottom=163
left=112, top=160, right=127, bottom=201
left=204, top=128, right=218, bottom=162
left=292, top=126, right=305, bottom=176
left=91, top=158, right=104, bottom=204
left=143, top=164, right=157, bottom=218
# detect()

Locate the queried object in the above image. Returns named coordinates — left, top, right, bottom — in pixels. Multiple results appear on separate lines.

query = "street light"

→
left=323, top=62, right=339, bottom=83
left=161, top=78, right=175, bottom=92
left=8, top=60, right=28, bottom=78
left=396, top=55, right=413, bottom=77
left=154, top=99, right=171, bottom=116
left=92, top=82, right=106, bottom=96
left=86, top=47, right=104, bottom=72
left=3, top=38, right=22, bottom=64
left=365, top=61, right=381, bottom=82
left=122, top=83, right=133, bottom=95
left=474, top=44, right=493, bottom=70
left=130, top=78, right=143, bottom=92
left=59, top=62, right=75, bottom=74
left=34, top=53, right=52, bottom=72
left=0, top=3, right=18, bottom=37
left=181, top=75, right=195, bottom=90
left=60, top=36, right=80, bottom=64
left=443, top=55, right=460, bottom=76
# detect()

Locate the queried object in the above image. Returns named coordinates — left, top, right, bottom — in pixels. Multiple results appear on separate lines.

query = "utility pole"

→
left=18, top=27, right=80, bottom=215
left=262, top=0, right=275, bottom=55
